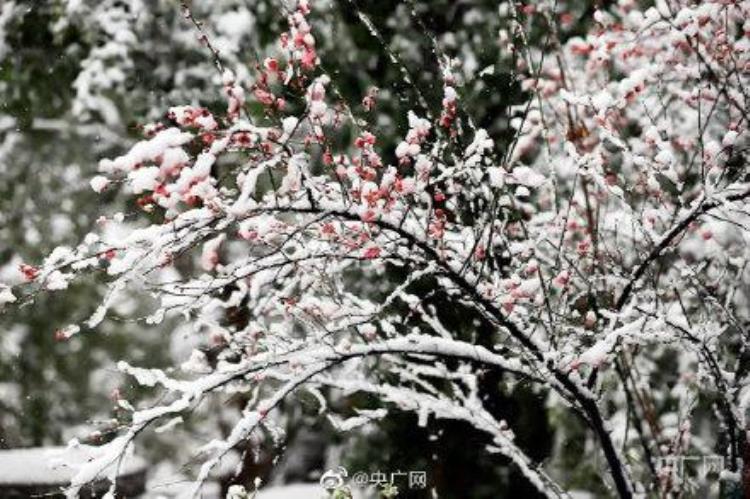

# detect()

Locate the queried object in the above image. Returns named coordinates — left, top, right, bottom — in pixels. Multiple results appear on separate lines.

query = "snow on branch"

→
left=8, top=0, right=749, bottom=497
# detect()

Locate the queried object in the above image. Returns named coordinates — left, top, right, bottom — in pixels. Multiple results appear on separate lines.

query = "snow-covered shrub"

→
left=4, top=0, right=750, bottom=497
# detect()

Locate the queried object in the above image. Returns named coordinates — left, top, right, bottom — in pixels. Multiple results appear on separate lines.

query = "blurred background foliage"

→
left=0, top=1, right=596, bottom=496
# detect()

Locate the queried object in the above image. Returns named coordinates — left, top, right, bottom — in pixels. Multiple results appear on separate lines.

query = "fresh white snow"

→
left=0, top=446, right=146, bottom=485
